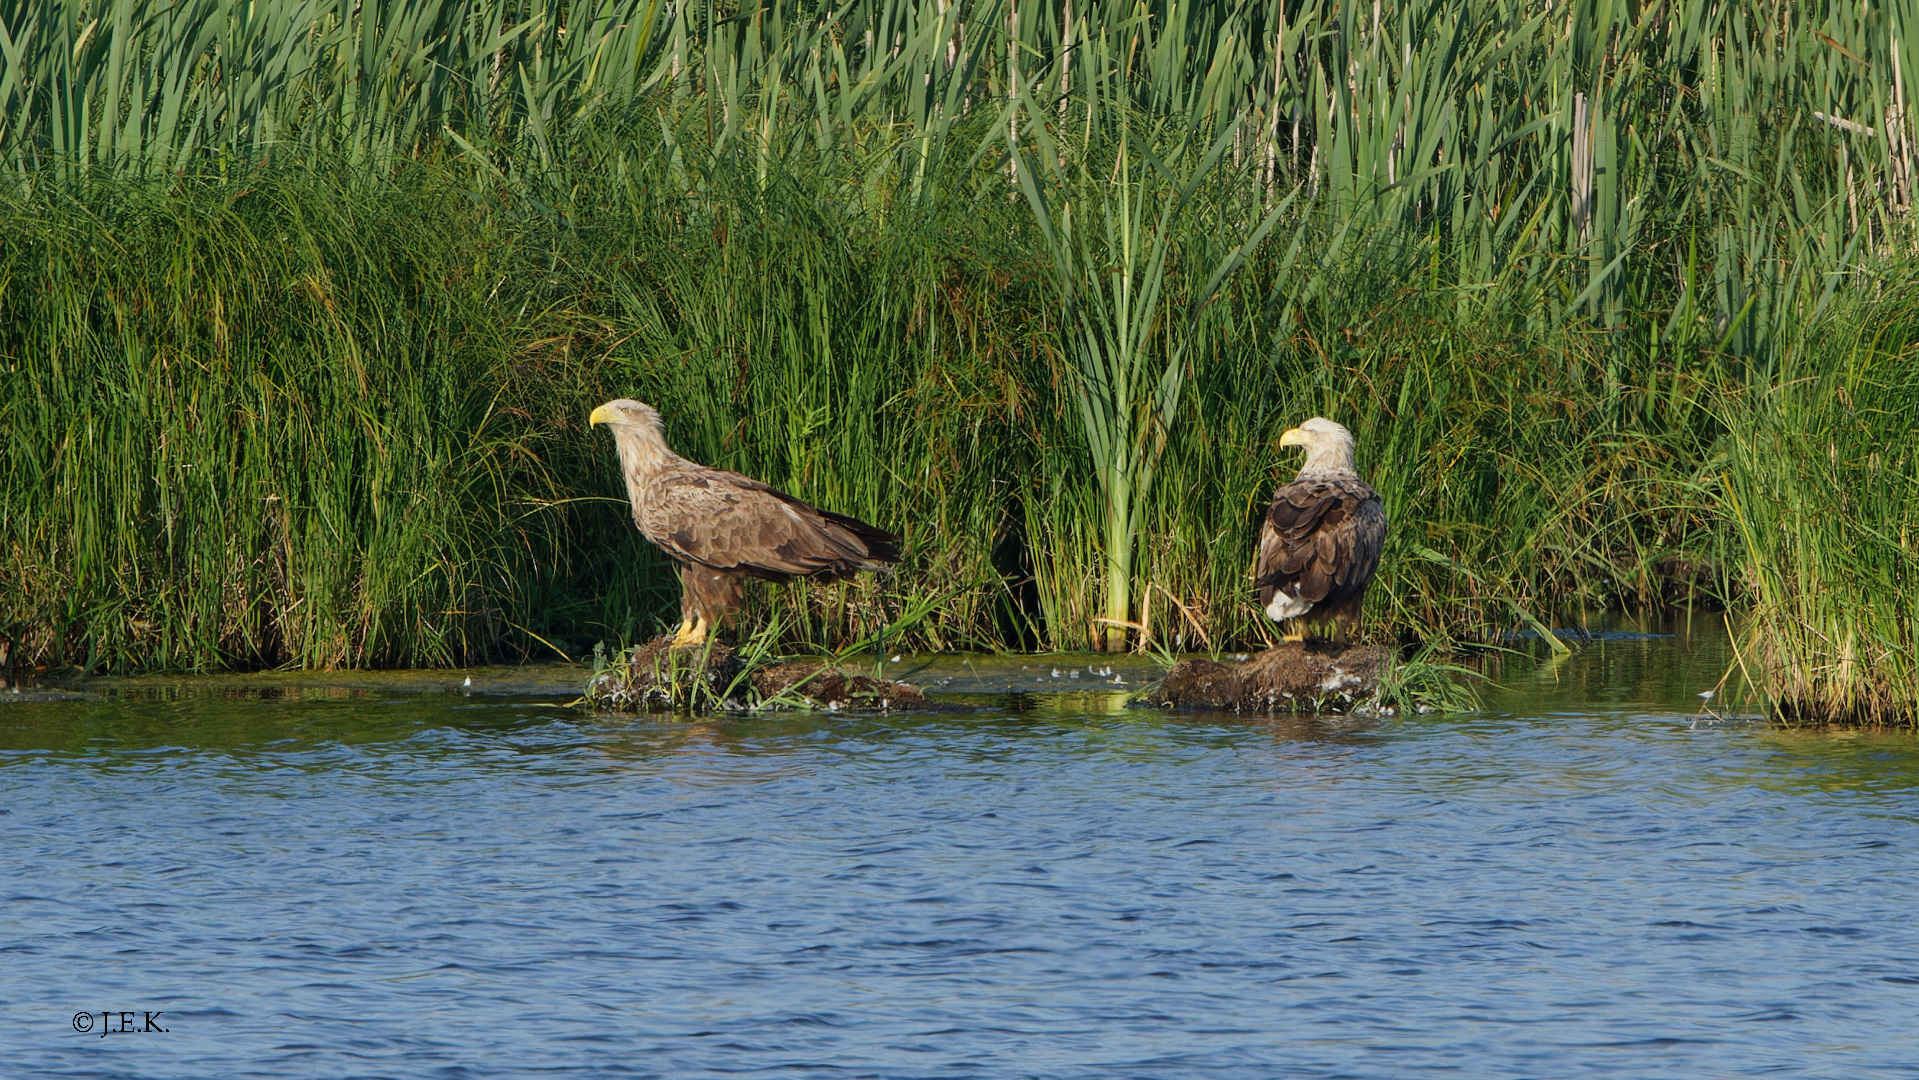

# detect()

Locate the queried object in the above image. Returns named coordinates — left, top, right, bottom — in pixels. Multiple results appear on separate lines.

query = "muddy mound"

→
left=746, top=662, right=937, bottom=710
left=1137, top=643, right=1390, bottom=713
left=586, top=638, right=943, bottom=713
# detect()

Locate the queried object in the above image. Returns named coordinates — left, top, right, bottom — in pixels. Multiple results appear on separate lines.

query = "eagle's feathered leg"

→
left=1327, top=589, right=1367, bottom=644
left=669, top=565, right=703, bottom=648
left=670, top=570, right=698, bottom=646
left=670, top=564, right=741, bottom=648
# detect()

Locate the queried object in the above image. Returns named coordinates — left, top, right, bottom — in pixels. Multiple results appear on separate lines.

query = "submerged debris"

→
left=585, top=638, right=943, bottom=714
left=0, top=683, right=98, bottom=704
left=1136, top=643, right=1393, bottom=714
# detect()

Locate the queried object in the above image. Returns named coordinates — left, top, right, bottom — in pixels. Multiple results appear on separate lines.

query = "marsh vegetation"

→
left=0, top=0, right=1914, bottom=722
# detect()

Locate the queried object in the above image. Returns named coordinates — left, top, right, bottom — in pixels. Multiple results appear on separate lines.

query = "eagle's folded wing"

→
left=1255, top=480, right=1380, bottom=604
left=640, top=469, right=896, bottom=579
left=1338, top=498, right=1386, bottom=591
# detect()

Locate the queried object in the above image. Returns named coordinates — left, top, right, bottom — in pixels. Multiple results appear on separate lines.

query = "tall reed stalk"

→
left=1011, top=111, right=1285, bottom=651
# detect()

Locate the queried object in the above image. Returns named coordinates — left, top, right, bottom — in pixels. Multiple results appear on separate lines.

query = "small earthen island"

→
left=1136, top=643, right=1392, bottom=713
left=587, top=639, right=942, bottom=713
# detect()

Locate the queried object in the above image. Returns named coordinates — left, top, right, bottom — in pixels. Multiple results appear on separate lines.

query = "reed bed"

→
left=0, top=168, right=599, bottom=669
left=0, top=0, right=1914, bottom=722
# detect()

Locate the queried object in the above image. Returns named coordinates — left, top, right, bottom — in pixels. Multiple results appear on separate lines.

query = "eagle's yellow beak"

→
left=1279, top=427, right=1306, bottom=447
left=588, top=404, right=615, bottom=428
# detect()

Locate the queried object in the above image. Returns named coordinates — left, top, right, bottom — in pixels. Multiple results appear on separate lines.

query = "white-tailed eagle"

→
left=1254, top=417, right=1386, bottom=642
left=590, top=399, right=902, bottom=647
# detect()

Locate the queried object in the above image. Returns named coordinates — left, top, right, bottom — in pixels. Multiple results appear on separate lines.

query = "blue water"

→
left=4, top=626, right=1918, bottom=1078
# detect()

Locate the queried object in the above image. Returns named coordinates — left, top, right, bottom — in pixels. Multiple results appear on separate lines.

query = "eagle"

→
left=589, top=399, right=902, bottom=648
left=1254, top=417, right=1386, bottom=643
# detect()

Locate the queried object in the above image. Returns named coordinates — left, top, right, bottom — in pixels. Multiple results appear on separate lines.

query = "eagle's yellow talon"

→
left=668, top=618, right=708, bottom=649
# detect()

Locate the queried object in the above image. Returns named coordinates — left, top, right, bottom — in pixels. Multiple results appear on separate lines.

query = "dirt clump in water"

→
left=1138, top=642, right=1390, bottom=713
left=747, top=662, right=937, bottom=709
left=588, top=638, right=942, bottom=713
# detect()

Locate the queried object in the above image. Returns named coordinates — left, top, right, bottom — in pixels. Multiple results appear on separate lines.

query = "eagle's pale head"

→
left=589, top=398, right=663, bottom=432
left=590, top=398, right=674, bottom=480
left=1279, top=416, right=1358, bottom=479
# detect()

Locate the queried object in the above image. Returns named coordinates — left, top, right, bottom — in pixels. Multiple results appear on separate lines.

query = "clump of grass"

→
left=1369, top=647, right=1484, bottom=717
left=582, top=614, right=939, bottom=715
left=1722, top=302, right=1919, bottom=726
left=584, top=635, right=767, bottom=714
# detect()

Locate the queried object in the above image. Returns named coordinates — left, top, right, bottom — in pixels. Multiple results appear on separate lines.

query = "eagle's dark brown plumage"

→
left=1254, top=417, right=1386, bottom=642
left=590, top=398, right=901, bottom=647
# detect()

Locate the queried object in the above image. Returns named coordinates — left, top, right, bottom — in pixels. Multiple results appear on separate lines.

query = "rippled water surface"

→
left=6, top=622, right=1919, bottom=1078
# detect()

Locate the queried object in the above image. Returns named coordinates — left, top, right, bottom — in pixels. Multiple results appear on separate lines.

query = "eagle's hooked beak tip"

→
left=1279, top=427, right=1306, bottom=448
left=588, top=404, right=613, bottom=428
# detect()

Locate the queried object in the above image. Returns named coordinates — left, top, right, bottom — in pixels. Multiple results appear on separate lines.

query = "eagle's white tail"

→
left=1264, top=593, right=1314, bottom=622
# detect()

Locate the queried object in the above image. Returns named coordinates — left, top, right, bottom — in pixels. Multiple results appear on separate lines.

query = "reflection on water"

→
left=4, top=615, right=1919, bottom=1078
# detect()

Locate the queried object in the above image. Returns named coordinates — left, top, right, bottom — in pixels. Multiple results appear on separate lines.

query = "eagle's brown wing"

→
left=636, top=464, right=901, bottom=581
left=1254, top=478, right=1385, bottom=608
